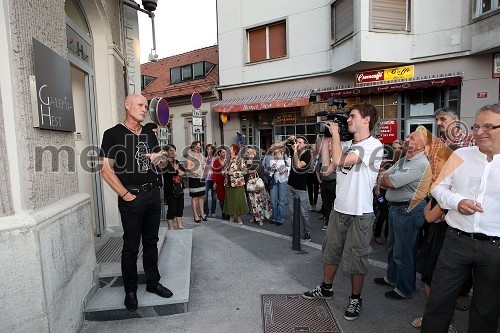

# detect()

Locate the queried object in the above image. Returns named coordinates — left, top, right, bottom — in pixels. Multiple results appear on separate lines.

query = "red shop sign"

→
left=378, top=120, right=398, bottom=144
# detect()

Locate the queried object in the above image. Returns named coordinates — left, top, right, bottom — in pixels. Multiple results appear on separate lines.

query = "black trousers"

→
left=118, top=187, right=162, bottom=292
left=373, top=197, right=389, bottom=238
left=421, top=229, right=500, bottom=333
left=320, top=181, right=336, bottom=225
left=307, top=173, right=319, bottom=206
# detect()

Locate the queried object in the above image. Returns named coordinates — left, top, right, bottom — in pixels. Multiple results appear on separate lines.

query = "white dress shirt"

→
left=431, top=146, right=500, bottom=237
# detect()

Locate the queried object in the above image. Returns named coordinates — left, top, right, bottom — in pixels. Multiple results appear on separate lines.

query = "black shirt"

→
left=287, top=150, right=311, bottom=190
left=100, top=124, right=160, bottom=186
left=163, top=159, right=185, bottom=197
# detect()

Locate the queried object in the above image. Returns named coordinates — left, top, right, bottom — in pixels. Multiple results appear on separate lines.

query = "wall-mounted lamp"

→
left=123, top=0, right=159, bottom=62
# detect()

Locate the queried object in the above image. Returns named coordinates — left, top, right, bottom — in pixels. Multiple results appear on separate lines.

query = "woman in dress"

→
left=203, top=144, right=217, bottom=217
left=223, top=144, right=248, bottom=224
left=244, top=148, right=272, bottom=226
left=184, top=140, right=207, bottom=222
left=162, top=144, right=185, bottom=230
left=212, top=146, right=229, bottom=220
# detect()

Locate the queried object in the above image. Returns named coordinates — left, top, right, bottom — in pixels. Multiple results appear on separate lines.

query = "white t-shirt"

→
left=267, top=156, right=291, bottom=183
left=334, top=137, right=383, bottom=215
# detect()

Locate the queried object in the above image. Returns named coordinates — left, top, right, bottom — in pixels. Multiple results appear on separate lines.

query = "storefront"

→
left=213, top=90, right=315, bottom=151
left=318, top=66, right=463, bottom=143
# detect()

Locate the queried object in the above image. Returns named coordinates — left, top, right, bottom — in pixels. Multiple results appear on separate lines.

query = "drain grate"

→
left=96, top=237, right=143, bottom=263
left=261, top=294, right=341, bottom=333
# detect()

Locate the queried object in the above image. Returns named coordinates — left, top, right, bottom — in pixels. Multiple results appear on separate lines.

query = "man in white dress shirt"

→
left=421, top=103, right=500, bottom=333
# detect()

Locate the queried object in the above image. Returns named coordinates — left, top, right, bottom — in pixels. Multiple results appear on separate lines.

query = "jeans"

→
left=204, top=179, right=217, bottom=214
left=385, top=200, right=425, bottom=297
left=270, top=181, right=288, bottom=224
left=118, top=187, right=162, bottom=292
left=287, top=186, right=310, bottom=234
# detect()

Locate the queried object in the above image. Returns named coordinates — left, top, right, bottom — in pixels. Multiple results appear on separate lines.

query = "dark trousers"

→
left=374, top=198, right=389, bottom=238
left=307, top=173, right=319, bottom=206
left=421, top=229, right=500, bottom=333
left=320, top=181, right=336, bottom=225
left=118, top=187, right=162, bottom=292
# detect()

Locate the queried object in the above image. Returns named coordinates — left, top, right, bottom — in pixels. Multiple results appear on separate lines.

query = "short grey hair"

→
left=476, top=103, right=500, bottom=115
left=434, top=107, right=459, bottom=119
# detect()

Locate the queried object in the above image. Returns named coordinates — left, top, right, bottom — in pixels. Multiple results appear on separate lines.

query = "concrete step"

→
left=96, top=227, right=168, bottom=278
left=84, top=229, right=192, bottom=319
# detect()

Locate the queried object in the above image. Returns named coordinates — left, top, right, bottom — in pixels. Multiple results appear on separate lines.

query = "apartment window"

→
left=331, top=0, right=354, bottom=43
left=140, top=75, right=155, bottom=90
left=371, top=0, right=410, bottom=31
left=170, top=61, right=216, bottom=84
left=474, top=0, right=500, bottom=17
left=247, top=21, right=286, bottom=63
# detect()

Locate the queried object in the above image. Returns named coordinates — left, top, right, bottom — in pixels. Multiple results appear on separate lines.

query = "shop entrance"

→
left=258, top=128, right=273, bottom=153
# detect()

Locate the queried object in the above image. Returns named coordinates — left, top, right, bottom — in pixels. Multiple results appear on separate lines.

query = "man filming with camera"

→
left=303, top=103, right=383, bottom=321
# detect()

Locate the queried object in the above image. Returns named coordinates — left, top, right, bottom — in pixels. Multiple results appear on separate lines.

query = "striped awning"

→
left=213, top=89, right=312, bottom=113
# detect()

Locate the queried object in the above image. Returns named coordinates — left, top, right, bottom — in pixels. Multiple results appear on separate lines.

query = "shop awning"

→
left=213, top=89, right=312, bottom=113
left=318, top=75, right=462, bottom=100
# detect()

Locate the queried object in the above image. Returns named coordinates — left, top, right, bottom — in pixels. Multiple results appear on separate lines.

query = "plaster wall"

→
left=0, top=194, right=95, bottom=333
left=0, top=82, right=14, bottom=216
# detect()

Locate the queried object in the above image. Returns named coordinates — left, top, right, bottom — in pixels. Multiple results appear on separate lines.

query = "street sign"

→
left=192, top=125, right=204, bottom=134
left=192, top=117, right=203, bottom=126
left=148, top=97, right=170, bottom=126
left=192, top=109, right=202, bottom=117
left=191, top=92, right=202, bottom=109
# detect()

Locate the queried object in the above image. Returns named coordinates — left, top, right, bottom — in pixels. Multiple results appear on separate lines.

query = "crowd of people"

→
left=101, top=94, right=499, bottom=332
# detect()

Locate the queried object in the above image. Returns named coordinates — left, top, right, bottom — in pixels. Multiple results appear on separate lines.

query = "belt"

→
left=389, top=201, right=410, bottom=206
left=321, top=179, right=336, bottom=183
left=449, top=227, right=499, bottom=242
left=125, top=182, right=158, bottom=194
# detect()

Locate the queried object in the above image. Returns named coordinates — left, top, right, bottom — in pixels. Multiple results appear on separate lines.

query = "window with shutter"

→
left=371, top=0, right=409, bottom=31
left=332, top=0, right=354, bottom=43
left=247, top=21, right=286, bottom=63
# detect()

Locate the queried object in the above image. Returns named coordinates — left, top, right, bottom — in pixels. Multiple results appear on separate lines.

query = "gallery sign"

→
left=356, top=65, right=414, bottom=84
left=123, top=5, right=141, bottom=94
left=31, top=38, right=76, bottom=132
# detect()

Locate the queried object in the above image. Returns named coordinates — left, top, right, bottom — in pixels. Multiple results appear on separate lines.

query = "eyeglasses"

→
left=471, top=124, right=500, bottom=132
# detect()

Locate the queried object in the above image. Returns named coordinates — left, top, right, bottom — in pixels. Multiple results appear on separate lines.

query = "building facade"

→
left=141, top=45, right=220, bottom=154
left=216, top=0, right=500, bottom=151
left=0, top=0, right=149, bottom=331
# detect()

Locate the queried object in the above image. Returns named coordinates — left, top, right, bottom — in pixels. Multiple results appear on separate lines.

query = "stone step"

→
left=84, top=229, right=192, bottom=319
left=96, top=227, right=168, bottom=278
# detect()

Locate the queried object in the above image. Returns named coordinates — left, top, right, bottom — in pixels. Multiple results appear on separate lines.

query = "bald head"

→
left=124, top=94, right=148, bottom=123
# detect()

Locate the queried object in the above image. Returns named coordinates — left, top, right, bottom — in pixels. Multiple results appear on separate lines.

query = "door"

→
left=405, top=118, right=435, bottom=139
left=71, top=65, right=106, bottom=236
left=258, top=128, right=273, bottom=153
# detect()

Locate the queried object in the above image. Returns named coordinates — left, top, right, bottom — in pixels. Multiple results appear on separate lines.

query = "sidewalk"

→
left=80, top=193, right=469, bottom=333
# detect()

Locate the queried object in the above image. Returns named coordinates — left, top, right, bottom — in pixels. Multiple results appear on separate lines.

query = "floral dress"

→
left=223, top=157, right=248, bottom=216
left=247, top=164, right=272, bottom=224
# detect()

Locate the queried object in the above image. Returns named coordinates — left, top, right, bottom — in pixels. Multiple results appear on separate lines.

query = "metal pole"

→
left=292, top=195, right=301, bottom=251
left=150, top=12, right=157, bottom=52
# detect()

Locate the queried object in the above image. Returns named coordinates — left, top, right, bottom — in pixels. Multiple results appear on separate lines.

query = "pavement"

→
left=80, top=193, right=470, bottom=333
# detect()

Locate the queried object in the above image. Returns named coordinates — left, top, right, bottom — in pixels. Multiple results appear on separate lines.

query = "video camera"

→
left=316, top=99, right=353, bottom=141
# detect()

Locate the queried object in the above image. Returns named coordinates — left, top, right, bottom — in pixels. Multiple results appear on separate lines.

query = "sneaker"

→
left=303, top=233, right=311, bottom=241
left=302, top=285, right=333, bottom=300
left=374, top=277, right=392, bottom=287
left=344, top=297, right=362, bottom=321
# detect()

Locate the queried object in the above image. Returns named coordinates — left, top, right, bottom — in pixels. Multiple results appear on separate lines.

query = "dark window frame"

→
left=141, top=75, right=156, bottom=90
left=170, top=61, right=216, bottom=84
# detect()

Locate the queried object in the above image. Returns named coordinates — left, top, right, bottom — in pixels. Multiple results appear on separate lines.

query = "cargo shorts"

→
left=322, top=210, right=375, bottom=274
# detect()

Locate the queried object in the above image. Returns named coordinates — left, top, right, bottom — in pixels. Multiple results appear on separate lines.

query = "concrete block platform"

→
left=84, top=229, right=192, bottom=320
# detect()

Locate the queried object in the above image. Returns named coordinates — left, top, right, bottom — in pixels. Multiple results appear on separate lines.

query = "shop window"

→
left=371, top=0, right=410, bottom=31
left=65, top=0, right=90, bottom=38
left=357, top=93, right=399, bottom=119
left=474, top=0, right=500, bottom=18
left=409, top=89, right=439, bottom=117
left=248, top=21, right=286, bottom=63
left=331, top=0, right=354, bottom=43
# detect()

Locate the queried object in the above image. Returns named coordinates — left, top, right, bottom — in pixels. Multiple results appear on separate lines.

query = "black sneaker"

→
left=344, top=297, right=362, bottom=320
left=303, top=233, right=311, bottom=241
left=374, top=277, right=392, bottom=287
left=302, top=285, right=333, bottom=299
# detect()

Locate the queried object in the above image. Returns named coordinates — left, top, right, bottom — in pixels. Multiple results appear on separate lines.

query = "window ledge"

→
left=245, top=55, right=288, bottom=66
left=472, top=7, right=500, bottom=23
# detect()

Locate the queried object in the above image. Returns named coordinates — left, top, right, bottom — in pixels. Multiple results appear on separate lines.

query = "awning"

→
left=319, top=75, right=462, bottom=100
left=213, top=89, right=312, bottom=113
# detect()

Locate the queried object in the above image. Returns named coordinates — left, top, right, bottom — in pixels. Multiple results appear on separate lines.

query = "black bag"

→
left=172, top=175, right=184, bottom=198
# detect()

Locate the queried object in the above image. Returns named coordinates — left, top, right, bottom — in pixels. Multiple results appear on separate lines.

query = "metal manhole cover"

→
left=261, top=294, right=341, bottom=333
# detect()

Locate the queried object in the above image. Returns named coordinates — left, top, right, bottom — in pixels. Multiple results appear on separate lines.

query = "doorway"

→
left=258, top=128, right=273, bottom=153
left=405, top=118, right=435, bottom=138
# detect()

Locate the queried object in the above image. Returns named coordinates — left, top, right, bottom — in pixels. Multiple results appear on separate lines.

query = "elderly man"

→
left=100, top=94, right=173, bottom=311
left=374, top=129, right=431, bottom=300
left=421, top=103, right=500, bottom=333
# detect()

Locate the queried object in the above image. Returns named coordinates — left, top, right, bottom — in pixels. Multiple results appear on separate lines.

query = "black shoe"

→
left=318, top=215, right=325, bottom=219
left=146, top=283, right=173, bottom=298
left=385, top=290, right=408, bottom=300
left=303, top=233, right=311, bottom=241
left=275, top=222, right=283, bottom=226
left=269, top=220, right=276, bottom=225
left=124, top=291, right=138, bottom=311
left=374, top=277, right=392, bottom=287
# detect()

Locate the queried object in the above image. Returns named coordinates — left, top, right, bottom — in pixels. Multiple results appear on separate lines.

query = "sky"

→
left=138, top=0, right=218, bottom=63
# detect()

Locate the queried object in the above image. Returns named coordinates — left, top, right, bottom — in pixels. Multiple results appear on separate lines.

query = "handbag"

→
left=246, top=173, right=265, bottom=192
